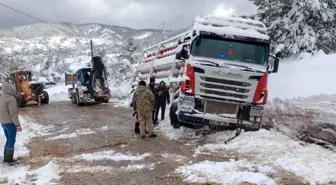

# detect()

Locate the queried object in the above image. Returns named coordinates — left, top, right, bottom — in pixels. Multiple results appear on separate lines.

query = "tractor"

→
left=9, top=70, right=49, bottom=107
left=65, top=40, right=111, bottom=106
left=65, top=57, right=111, bottom=106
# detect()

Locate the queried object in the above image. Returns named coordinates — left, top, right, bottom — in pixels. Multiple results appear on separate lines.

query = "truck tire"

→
left=18, top=94, right=26, bottom=108
left=103, top=99, right=109, bottom=103
left=95, top=99, right=103, bottom=103
left=169, top=102, right=181, bottom=129
left=71, top=93, right=77, bottom=104
left=76, top=89, right=84, bottom=106
left=41, top=91, right=49, bottom=104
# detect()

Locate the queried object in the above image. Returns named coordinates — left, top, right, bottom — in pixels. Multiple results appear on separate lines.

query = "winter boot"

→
left=149, top=134, right=158, bottom=138
left=3, top=147, right=7, bottom=163
left=135, top=122, right=140, bottom=133
left=3, top=147, right=19, bottom=166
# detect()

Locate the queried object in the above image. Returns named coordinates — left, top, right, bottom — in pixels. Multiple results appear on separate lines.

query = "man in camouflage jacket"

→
left=132, top=80, right=157, bottom=139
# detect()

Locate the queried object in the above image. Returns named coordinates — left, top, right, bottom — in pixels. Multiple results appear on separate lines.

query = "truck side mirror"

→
left=175, top=52, right=181, bottom=60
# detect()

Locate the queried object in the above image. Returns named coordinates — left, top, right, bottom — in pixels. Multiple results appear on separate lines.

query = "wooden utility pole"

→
left=90, top=39, right=94, bottom=60
left=161, top=21, right=165, bottom=41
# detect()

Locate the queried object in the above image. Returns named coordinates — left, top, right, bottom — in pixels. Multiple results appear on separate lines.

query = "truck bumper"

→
left=177, top=111, right=261, bottom=132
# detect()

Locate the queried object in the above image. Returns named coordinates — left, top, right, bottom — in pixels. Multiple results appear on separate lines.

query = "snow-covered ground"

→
left=2, top=51, right=335, bottom=184
left=156, top=111, right=336, bottom=185
left=0, top=116, right=59, bottom=185
left=45, top=84, right=70, bottom=102
left=45, top=81, right=133, bottom=105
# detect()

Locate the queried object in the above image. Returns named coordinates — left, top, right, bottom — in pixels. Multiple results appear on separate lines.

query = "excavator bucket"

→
left=91, top=56, right=110, bottom=95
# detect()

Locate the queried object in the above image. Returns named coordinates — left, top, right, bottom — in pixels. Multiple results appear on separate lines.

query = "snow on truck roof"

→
left=193, top=15, right=269, bottom=41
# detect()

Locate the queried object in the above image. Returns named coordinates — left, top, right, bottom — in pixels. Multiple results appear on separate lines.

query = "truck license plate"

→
left=209, top=119, right=229, bottom=126
left=250, top=106, right=263, bottom=116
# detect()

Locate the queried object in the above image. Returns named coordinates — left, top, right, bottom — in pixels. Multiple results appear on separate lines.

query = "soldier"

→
left=132, top=80, right=157, bottom=139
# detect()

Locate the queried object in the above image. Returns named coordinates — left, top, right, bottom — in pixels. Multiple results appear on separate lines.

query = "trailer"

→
left=132, top=15, right=280, bottom=134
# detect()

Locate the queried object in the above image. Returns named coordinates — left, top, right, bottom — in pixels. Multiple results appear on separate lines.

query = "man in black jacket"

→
left=155, top=81, right=170, bottom=122
left=148, top=77, right=158, bottom=124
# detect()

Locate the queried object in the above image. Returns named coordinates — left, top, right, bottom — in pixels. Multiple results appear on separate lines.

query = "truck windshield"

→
left=190, top=37, right=268, bottom=65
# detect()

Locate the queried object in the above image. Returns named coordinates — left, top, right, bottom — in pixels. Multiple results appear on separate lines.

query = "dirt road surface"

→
left=19, top=102, right=220, bottom=185
left=18, top=101, right=335, bottom=185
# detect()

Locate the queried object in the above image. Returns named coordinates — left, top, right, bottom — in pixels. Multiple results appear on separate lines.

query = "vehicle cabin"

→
left=8, top=70, right=33, bottom=92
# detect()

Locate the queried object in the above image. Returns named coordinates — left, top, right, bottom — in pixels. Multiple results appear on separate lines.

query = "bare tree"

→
left=54, top=52, right=71, bottom=74
left=0, top=49, right=27, bottom=74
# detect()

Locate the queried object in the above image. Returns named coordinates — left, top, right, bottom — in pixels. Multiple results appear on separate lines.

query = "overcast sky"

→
left=0, top=0, right=256, bottom=30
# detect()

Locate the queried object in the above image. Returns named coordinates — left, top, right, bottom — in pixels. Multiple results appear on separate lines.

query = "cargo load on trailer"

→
left=132, top=15, right=280, bottom=132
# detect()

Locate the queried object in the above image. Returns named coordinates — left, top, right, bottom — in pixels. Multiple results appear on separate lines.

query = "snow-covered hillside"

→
left=0, top=22, right=188, bottom=81
left=269, top=51, right=336, bottom=99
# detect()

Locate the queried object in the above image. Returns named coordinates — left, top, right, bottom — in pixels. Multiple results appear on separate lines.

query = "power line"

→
left=0, top=2, right=80, bottom=37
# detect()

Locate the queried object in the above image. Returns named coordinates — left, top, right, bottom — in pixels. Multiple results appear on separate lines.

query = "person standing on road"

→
left=148, top=77, right=158, bottom=124
left=132, top=80, right=157, bottom=139
left=0, top=82, right=22, bottom=165
left=155, top=81, right=170, bottom=122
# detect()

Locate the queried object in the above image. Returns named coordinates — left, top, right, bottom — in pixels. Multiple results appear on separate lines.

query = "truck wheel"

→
left=76, top=89, right=84, bottom=106
left=257, top=117, right=263, bottom=130
left=169, top=102, right=181, bottom=129
left=18, top=94, right=26, bottom=108
left=41, top=91, right=49, bottom=104
left=94, top=99, right=102, bottom=103
left=103, top=99, right=109, bottom=103
left=71, top=93, right=77, bottom=104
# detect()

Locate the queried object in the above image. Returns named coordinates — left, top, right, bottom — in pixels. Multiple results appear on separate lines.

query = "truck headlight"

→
left=179, top=95, right=195, bottom=107
left=256, top=117, right=261, bottom=122
left=180, top=106, right=193, bottom=113
left=249, top=117, right=254, bottom=122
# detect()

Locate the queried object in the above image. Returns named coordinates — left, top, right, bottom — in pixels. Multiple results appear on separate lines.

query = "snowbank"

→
left=269, top=51, right=336, bottom=99
left=76, top=150, right=151, bottom=161
left=0, top=116, right=50, bottom=156
left=0, top=116, right=59, bottom=185
left=109, top=81, right=132, bottom=106
left=45, top=84, right=70, bottom=102
left=46, top=128, right=95, bottom=140
left=192, top=130, right=336, bottom=185
left=176, top=160, right=276, bottom=185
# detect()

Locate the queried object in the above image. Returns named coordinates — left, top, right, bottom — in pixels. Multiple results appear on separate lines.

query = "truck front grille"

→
left=201, top=76, right=251, bottom=87
left=200, top=89, right=248, bottom=99
left=200, top=82, right=250, bottom=93
left=198, top=76, right=253, bottom=101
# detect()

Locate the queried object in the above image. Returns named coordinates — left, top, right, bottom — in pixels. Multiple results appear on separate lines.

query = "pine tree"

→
left=118, top=38, right=138, bottom=64
left=251, top=0, right=336, bottom=56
